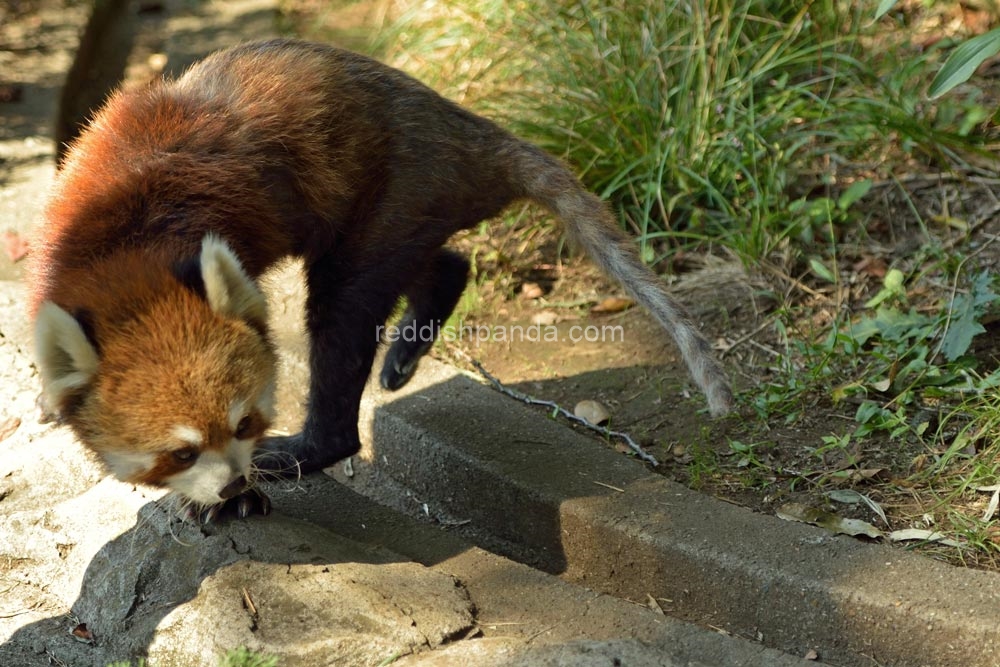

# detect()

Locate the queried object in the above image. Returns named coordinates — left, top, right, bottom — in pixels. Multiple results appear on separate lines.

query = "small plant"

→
left=685, top=434, right=722, bottom=491
left=219, top=647, right=280, bottom=667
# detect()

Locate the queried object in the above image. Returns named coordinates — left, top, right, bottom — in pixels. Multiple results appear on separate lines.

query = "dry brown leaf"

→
left=0, top=417, right=20, bottom=443
left=590, top=296, right=634, bottom=314
left=846, top=467, right=887, bottom=483
left=852, top=255, right=887, bottom=280
left=520, top=282, right=543, bottom=299
left=71, top=623, right=94, bottom=643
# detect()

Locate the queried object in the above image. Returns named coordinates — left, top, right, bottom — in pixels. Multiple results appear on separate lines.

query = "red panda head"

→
left=34, top=236, right=277, bottom=507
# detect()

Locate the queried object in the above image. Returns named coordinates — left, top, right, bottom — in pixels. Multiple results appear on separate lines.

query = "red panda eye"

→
left=172, top=447, right=199, bottom=464
left=234, top=416, right=253, bottom=439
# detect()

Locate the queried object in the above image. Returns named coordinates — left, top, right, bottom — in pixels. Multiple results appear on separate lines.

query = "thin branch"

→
left=467, top=358, right=660, bottom=466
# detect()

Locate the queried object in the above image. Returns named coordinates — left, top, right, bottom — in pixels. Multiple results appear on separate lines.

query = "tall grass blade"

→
left=928, top=27, right=1000, bottom=98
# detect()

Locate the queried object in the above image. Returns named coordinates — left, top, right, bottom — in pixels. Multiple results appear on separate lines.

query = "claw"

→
left=201, top=503, right=221, bottom=524
left=189, top=487, right=272, bottom=523
left=237, top=489, right=271, bottom=518
left=237, top=494, right=252, bottom=519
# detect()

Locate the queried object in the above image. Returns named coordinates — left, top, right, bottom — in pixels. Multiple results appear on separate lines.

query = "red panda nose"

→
left=219, top=475, right=248, bottom=500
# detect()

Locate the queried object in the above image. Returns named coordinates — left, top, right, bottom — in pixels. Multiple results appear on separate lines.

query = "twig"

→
left=468, top=358, right=660, bottom=466
left=758, top=261, right=829, bottom=301
left=593, top=481, right=626, bottom=493
left=720, top=315, right=778, bottom=358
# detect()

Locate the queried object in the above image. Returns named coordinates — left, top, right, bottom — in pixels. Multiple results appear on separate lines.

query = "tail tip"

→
left=707, top=384, right=735, bottom=417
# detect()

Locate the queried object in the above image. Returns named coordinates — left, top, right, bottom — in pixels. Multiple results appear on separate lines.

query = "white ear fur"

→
left=199, top=235, right=268, bottom=324
left=34, top=301, right=99, bottom=410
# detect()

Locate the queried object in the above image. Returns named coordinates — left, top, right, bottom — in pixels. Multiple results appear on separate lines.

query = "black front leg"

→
left=257, top=251, right=405, bottom=476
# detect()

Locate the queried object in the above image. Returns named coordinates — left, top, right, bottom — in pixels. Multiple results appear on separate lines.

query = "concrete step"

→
left=308, top=356, right=1000, bottom=667
left=272, top=477, right=824, bottom=667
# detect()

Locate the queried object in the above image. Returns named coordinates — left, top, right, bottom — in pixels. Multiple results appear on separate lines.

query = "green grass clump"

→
left=372, top=0, right=983, bottom=264
left=218, top=647, right=280, bottom=667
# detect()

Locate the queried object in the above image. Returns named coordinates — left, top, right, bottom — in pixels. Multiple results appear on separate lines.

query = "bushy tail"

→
left=511, top=144, right=734, bottom=416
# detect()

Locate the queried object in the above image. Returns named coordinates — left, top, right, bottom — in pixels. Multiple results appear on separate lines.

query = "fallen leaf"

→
left=825, top=489, right=862, bottom=504
left=3, top=230, right=28, bottom=262
left=852, top=255, right=887, bottom=280
left=71, top=623, right=94, bottom=643
left=776, top=503, right=883, bottom=539
left=591, top=296, right=634, bottom=314
left=574, top=399, right=610, bottom=425
left=530, top=310, right=558, bottom=326
left=846, top=467, right=887, bottom=483
left=868, top=378, right=892, bottom=393
left=520, top=282, right=543, bottom=299
left=984, top=487, right=1000, bottom=522
left=888, top=528, right=962, bottom=547
left=0, top=417, right=20, bottom=442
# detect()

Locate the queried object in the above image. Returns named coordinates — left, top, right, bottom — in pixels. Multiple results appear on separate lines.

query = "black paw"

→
left=186, top=487, right=272, bottom=523
left=379, top=341, right=430, bottom=391
left=255, top=431, right=360, bottom=476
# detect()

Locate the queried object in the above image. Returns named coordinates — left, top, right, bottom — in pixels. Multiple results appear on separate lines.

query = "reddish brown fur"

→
left=75, top=283, right=274, bottom=457
left=32, top=40, right=732, bottom=501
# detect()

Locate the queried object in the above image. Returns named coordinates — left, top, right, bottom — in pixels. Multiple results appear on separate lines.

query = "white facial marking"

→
left=228, top=400, right=248, bottom=432
left=103, top=450, right=156, bottom=481
left=170, top=424, right=204, bottom=446
left=166, top=439, right=255, bottom=505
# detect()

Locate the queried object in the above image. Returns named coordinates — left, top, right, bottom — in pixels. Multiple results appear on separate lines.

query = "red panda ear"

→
left=34, top=302, right=99, bottom=416
left=199, top=235, right=268, bottom=330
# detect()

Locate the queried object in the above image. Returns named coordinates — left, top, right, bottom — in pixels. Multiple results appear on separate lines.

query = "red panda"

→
left=31, top=39, right=733, bottom=515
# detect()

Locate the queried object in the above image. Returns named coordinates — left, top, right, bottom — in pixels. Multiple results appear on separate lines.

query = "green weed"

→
left=370, top=0, right=984, bottom=266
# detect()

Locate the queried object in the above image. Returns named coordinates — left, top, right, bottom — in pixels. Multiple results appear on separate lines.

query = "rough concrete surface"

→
left=4, top=1, right=999, bottom=666
left=344, top=358, right=1000, bottom=667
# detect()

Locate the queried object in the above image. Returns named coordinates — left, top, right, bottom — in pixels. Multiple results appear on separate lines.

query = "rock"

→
left=147, top=561, right=474, bottom=666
